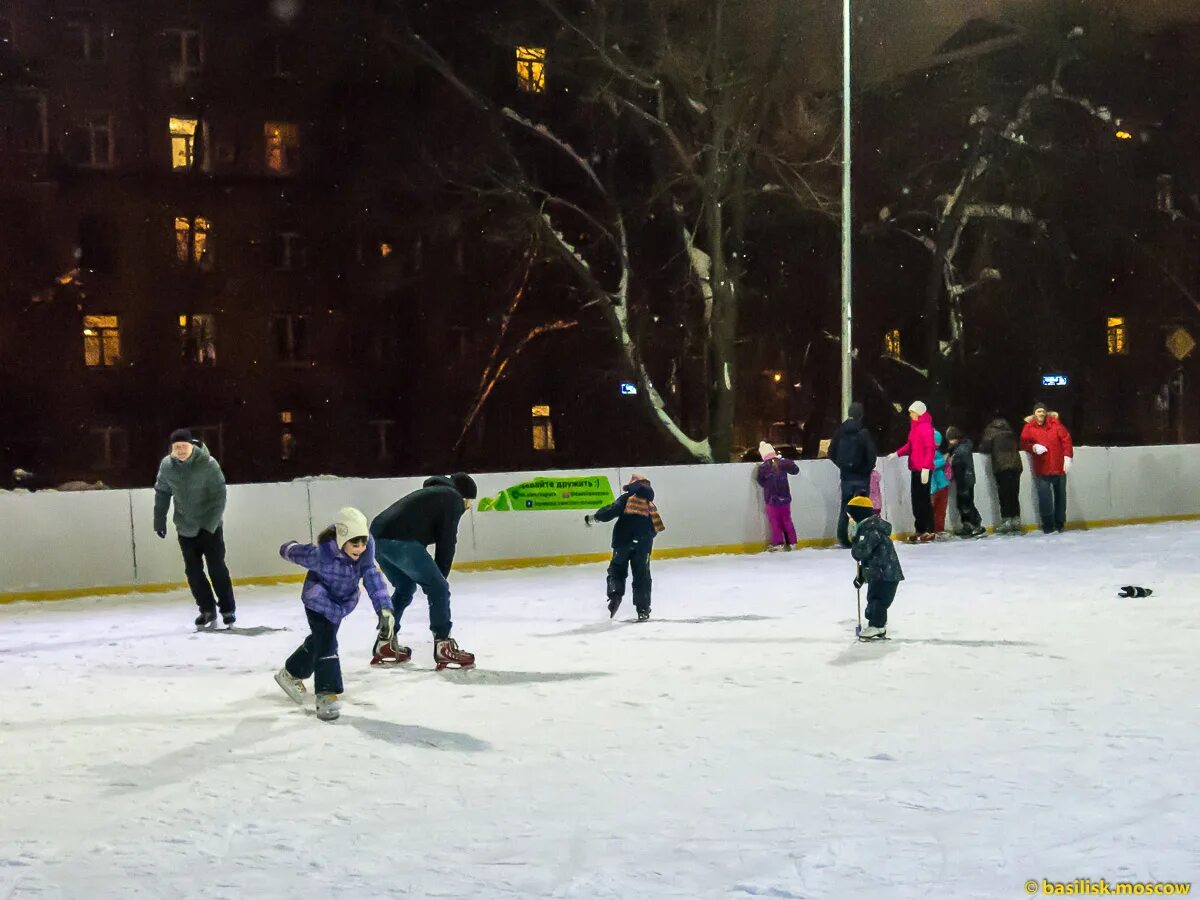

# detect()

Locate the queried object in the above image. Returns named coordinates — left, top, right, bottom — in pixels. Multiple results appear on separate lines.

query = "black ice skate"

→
left=370, top=635, right=412, bottom=666
left=194, top=610, right=217, bottom=629
left=607, top=596, right=622, bottom=619
left=636, top=609, right=650, bottom=622
left=222, top=613, right=236, bottom=628
left=434, top=638, right=475, bottom=671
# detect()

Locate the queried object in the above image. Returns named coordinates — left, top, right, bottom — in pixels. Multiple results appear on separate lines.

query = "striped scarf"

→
left=624, top=494, right=665, bottom=533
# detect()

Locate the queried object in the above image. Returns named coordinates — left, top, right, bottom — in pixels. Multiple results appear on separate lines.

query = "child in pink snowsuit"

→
left=756, top=442, right=799, bottom=551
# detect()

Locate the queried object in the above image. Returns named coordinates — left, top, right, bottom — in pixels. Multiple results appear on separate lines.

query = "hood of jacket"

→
left=423, top=475, right=456, bottom=491
left=624, top=479, right=655, bottom=502
left=857, top=516, right=893, bottom=539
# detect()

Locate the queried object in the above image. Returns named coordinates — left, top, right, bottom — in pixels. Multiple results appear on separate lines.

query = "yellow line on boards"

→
left=5, top=512, right=1200, bottom=604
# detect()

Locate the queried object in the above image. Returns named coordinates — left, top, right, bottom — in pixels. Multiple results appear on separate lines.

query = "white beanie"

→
left=333, top=507, right=369, bottom=546
left=909, top=400, right=927, bottom=416
left=759, top=441, right=777, bottom=460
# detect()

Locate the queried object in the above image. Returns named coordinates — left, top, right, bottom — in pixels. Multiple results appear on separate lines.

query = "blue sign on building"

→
left=1041, top=374, right=1069, bottom=387
left=619, top=382, right=638, bottom=395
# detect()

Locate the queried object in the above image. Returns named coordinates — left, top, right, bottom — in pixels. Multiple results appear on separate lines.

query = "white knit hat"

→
left=759, top=441, right=777, bottom=460
left=333, top=507, right=369, bottom=546
left=909, top=400, right=927, bottom=416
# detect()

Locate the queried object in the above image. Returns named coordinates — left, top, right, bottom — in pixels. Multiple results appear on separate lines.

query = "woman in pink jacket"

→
left=890, top=400, right=936, bottom=542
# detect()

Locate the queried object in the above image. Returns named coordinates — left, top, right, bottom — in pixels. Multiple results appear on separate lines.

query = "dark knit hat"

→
left=846, top=494, right=875, bottom=523
left=450, top=472, right=478, bottom=500
left=848, top=401, right=865, bottom=422
left=1032, top=400, right=1049, bottom=413
left=169, top=428, right=194, bottom=445
left=945, top=426, right=963, bottom=442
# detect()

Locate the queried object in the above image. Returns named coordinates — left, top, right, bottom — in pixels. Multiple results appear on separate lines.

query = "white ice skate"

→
left=315, top=694, right=341, bottom=721
left=274, top=667, right=306, bottom=705
left=858, top=624, right=887, bottom=641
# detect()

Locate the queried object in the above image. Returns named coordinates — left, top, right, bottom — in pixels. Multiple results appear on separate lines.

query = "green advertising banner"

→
left=477, top=475, right=616, bottom=512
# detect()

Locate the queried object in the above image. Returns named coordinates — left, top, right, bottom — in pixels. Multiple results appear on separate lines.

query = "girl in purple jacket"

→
left=274, top=507, right=393, bottom=721
left=756, top=442, right=800, bottom=551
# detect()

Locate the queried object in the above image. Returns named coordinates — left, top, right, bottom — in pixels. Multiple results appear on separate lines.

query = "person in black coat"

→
left=585, top=474, right=665, bottom=622
left=828, top=402, right=879, bottom=548
left=945, top=426, right=985, bottom=537
left=370, top=473, right=478, bottom=669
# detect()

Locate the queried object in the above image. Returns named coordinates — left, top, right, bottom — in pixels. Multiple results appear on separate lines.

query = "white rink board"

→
left=4, top=445, right=1200, bottom=596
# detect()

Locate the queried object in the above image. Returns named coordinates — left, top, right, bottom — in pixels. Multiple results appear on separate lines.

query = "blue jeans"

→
left=374, top=539, right=453, bottom=639
left=1034, top=475, right=1067, bottom=533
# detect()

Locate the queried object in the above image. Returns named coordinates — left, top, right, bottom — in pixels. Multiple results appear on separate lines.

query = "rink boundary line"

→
left=5, top=515, right=1199, bottom=603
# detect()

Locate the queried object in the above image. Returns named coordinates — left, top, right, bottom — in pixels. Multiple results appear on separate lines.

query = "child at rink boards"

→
left=846, top=495, right=904, bottom=640
left=585, top=473, right=665, bottom=621
left=756, top=441, right=799, bottom=551
left=274, top=507, right=393, bottom=721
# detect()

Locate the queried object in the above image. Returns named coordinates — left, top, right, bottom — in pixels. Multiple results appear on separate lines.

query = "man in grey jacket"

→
left=154, top=428, right=236, bottom=628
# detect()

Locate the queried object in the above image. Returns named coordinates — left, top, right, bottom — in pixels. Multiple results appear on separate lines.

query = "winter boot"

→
left=274, top=667, right=306, bottom=705
left=222, top=613, right=236, bottom=628
left=315, top=693, right=341, bottom=721
left=607, top=596, right=622, bottom=619
left=858, top=624, right=887, bottom=640
left=370, top=635, right=412, bottom=667
left=970, top=525, right=987, bottom=537
left=636, top=609, right=650, bottom=622
left=194, top=610, right=217, bottom=629
left=434, top=638, right=476, bottom=671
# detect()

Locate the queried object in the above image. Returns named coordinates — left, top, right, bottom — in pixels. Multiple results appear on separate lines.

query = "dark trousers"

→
left=1035, top=475, right=1067, bottom=533
left=178, top=527, right=235, bottom=615
left=995, top=469, right=1022, bottom=520
left=865, top=580, right=899, bottom=628
left=286, top=608, right=343, bottom=695
left=955, top=485, right=982, bottom=530
left=838, top=478, right=870, bottom=548
left=375, top=539, right=452, bottom=639
left=607, top=541, right=652, bottom=612
left=910, top=471, right=933, bottom=534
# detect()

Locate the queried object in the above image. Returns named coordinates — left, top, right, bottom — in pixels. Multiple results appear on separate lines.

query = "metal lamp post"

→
left=840, top=0, right=853, bottom=420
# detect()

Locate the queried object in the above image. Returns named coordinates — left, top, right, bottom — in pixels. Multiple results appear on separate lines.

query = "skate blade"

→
left=370, top=657, right=411, bottom=667
left=856, top=635, right=889, bottom=642
left=436, top=661, right=476, bottom=671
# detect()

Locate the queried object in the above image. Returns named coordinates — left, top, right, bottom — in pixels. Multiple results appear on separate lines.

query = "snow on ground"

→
left=1, top=524, right=1197, bottom=899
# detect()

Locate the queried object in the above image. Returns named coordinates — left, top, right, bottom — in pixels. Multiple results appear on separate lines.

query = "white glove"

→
left=847, top=518, right=858, bottom=541
left=920, top=469, right=930, bottom=485
left=1063, top=457, right=1072, bottom=473
left=887, top=452, right=898, bottom=461
left=1032, top=444, right=1048, bottom=455
left=378, top=609, right=395, bottom=641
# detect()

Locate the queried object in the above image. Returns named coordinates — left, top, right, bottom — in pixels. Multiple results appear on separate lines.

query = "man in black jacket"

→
left=828, top=402, right=879, bottom=548
left=370, top=473, right=477, bottom=669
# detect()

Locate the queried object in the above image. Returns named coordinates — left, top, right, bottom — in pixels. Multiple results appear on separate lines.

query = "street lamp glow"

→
left=1115, top=130, right=1133, bottom=140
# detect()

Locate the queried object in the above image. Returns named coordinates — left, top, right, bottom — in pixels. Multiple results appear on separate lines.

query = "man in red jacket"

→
left=1020, top=400, right=1074, bottom=534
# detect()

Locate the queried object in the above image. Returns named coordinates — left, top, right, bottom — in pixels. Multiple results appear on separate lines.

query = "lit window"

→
left=64, top=114, right=113, bottom=167
left=280, top=410, right=293, bottom=424
left=166, top=28, right=202, bottom=78
left=379, top=242, right=392, bottom=258
left=174, top=215, right=211, bottom=266
left=532, top=404, right=555, bottom=451
left=883, top=328, right=902, bottom=359
left=281, top=430, right=297, bottom=460
left=1107, top=317, right=1128, bottom=355
left=178, top=314, right=217, bottom=365
left=83, top=314, right=121, bottom=367
left=264, top=122, right=300, bottom=173
left=516, top=46, right=546, bottom=93
left=169, top=116, right=200, bottom=170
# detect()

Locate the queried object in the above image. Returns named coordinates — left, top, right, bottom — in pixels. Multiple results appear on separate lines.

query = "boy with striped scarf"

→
left=585, top=473, right=665, bottom=621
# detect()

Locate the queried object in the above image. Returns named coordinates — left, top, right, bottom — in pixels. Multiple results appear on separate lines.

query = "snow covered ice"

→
left=1, top=524, right=1197, bottom=899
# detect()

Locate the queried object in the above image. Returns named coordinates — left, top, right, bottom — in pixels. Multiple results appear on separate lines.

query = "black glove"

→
left=155, top=526, right=167, bottom=539
left=853, top=575, right=864, bottom=590
left=584, top=515, right=594, bottom=527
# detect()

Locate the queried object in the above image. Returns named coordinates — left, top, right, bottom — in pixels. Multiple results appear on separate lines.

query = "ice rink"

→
left=1, top=524, right=1196, bottom=899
